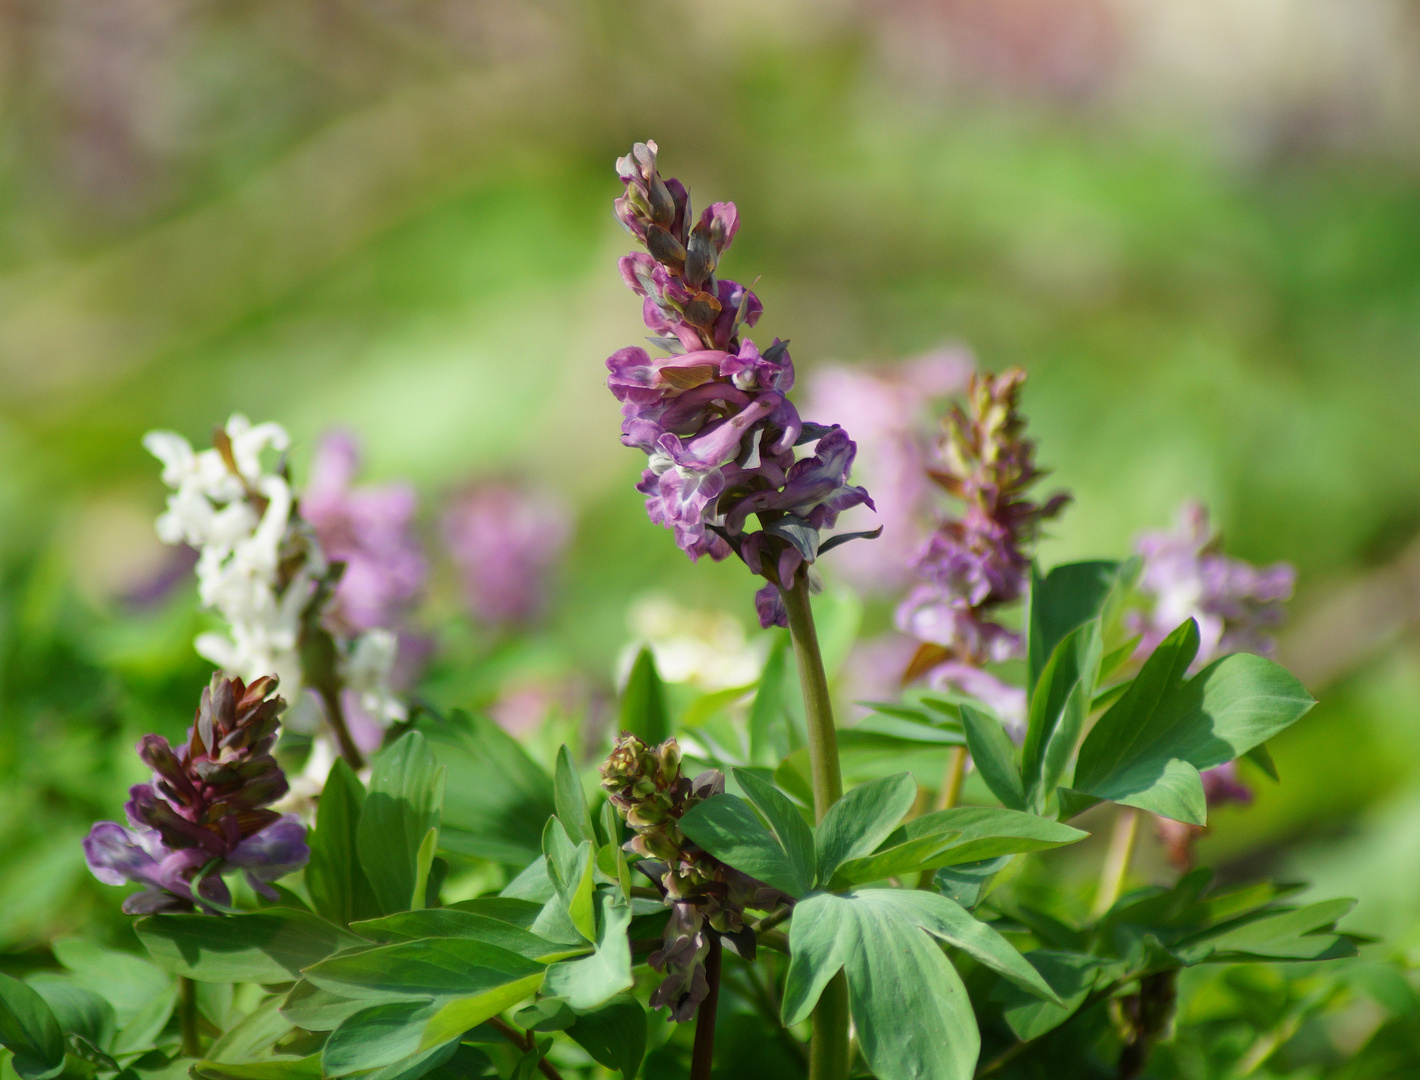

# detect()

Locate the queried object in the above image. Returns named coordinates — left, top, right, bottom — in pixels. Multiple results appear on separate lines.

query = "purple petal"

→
left=226, top=814, right=311, bottom=885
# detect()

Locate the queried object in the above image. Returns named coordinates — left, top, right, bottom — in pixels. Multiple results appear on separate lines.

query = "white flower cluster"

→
left=143, top=414, right=403, bottom=735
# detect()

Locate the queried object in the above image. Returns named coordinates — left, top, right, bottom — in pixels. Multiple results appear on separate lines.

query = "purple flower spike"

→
left=604, top=141, right=878, bottom=619
left=302, top=431, right=427, bottom=636
left=895, top=368, right=1068, bottom=676
left=85, top=673, right=306, bottom=913
left=442, top=484, right=571, bottom=629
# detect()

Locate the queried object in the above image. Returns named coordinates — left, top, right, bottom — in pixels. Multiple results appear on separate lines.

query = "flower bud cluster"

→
left=607, top=141, right=875, bottom=627
left=600, top=733, right=783, bottom=1022
left=897, top=368, right=1069, bottom=678
left=144, top=416, right=407, bottom=751
left=83, top=674, right=309, bottom=913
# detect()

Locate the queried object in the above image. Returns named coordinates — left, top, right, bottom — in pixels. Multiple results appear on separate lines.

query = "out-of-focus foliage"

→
left=3, top=0, right=1420, bottom=1074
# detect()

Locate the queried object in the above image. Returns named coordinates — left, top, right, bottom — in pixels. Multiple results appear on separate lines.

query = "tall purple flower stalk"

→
left=83, top=674, right=309, bottom=913
left=894, top=368, right=1069, bottom=726
left=607, top=141, right=876, bottom=627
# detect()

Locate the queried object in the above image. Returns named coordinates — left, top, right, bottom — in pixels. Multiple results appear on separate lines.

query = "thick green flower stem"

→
left=1093, top=806, right=1140, bottom=917
left=780, top=575, right=850, bottom=1080
left=178, top=976, right=200, bottom=1058
left=781, top=576, right=844, bottom=820
left=690, top=937, right=723, bottom=1080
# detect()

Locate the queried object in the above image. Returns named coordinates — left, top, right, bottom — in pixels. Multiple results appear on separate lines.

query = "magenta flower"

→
left=442, top=484, right=572, bottom=629
left=606, top=141, right=877, bottom=625
left=1130, top=501, right=1296, bottom=668
left=84, top=674, right=308, bottom=913
left=301, top=431, right=427, bottom=636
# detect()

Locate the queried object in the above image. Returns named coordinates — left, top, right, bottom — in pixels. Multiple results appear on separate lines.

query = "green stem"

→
left=781, top=576, right=843, bottom=822
left=1092, top=806, right=1140, bottom=918
left=178, top=976, right=201, bottom=1059
left=937, top=745, right=968, bottom=810
left=780, top=575, right=849, bottom=1080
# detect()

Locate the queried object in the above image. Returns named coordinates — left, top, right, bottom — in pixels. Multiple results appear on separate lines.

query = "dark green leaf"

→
left=814, top=774, right=917, bottom=884
left=303, top=938, right=545, bottom=1001
left=350, top=911, right=584, bottom=962
left=418, top=712, right=554, bottom=867
left=620, top=647, right=669, bottom=744
left=862, top=891, right=1061, bottom=1003
left=51, top=938, right=172, bottom=1044
left=542, top=894, right=633, bottom=1010
left=0, top=973, right=66, bottom=1080
left=553, top=746, right=595, bottom=846
left=1022, top=620, right=1101, bottom=811
left=279, top=981, right=370, bottom=1032
left=1177, top=899, right=1358, bottom=963
left=445, top=898, right=544, bottom=929
left=323, top=1000, right=441, bottom=1076
left=992, top=951, right=1102, bottom=1041
left=733, top=769, right=816, bottom=885
left=934, top=857, right=1012, bottom=910
left=512, top=999, right=574, bottom=1032
left=1246, top=742, right=1279, bottom=782
left=1026, top=561, right=1122, bottom=693
left=306, top=758, right=381, bottom=926
left=1073, top=620, right=1316, bottom=825
left=782, top=892, right=978, bottom=1080
left=851, top=713, right=964, bottom=745
left=961, top=705, right=1025, bottom=811
left=679, top=794, right=813, bottom=898
left=566, top=995, right=646, bottom=1079
left=26, top=977, right=115, bottom=1050
left=136, top=910, right=365, bottom=983
left=358, top=731, right=446, bottom=915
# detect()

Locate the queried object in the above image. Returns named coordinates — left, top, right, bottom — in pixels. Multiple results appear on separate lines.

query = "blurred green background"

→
left=3, top=0, right=1420, bottom=969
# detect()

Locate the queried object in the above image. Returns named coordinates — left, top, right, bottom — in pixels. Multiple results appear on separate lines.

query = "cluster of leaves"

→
left=0, top=562, right=1411, bottom=1080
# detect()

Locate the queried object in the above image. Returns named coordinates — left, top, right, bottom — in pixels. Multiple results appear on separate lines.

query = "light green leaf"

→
left=543, top=821, right=596, bottom=943
left=204, top=996, right=292, bottom=1064
left=814, top=774, right=917, bottom=884
left=934, top=857, right=1012, bottom=910
left=136, top=910, right=365, bottom=983
left=836, top=807, right=1086, bottom=884
left=418, top=973, right=545, bottom=1050
left=566, top=995, right=646, bottom=1079
left=1022, top=620, right=1101, bottom=811
left=862, top=891, right=1061, bottom=1003
left=961, top=706, right=1025, bottom=811
left=303, top=938, right=545, bottom=1002
left=620, top=647, right=669, bottom=745
left=542, top=894, right=634, bottom=1010
left=1073, top=620, right=1316, bottom=825
left=358, top=731, right=446, bottom=915
left=50, top=937, right=173, bottom=1041
left=733, top=769, right=816, bottom=884
left=306, top=759, right=380, bottom=926
left=554, top=746, right=595, bottom=847
left=418, top=712, right=554, bottom=867
left=445, top=897, right=545, bottom=928
left=679, top=794, right=813, bottom=898
left=1026, top=561, right=1123, bottom=693
left=351, top=911, right=585, bottom=962
left=0, top=973, right=65, bottom=1080
left=783, top=892, right=978, bottom=1080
